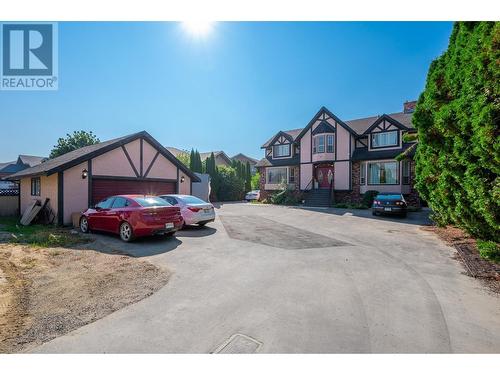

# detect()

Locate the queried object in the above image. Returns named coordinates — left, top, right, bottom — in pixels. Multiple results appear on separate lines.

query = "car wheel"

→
left=164, top=231, right=175, bottom=237
left=198, top=222, right=207, bottom=227
left=119, top=222, right=134, bottom=242
left=80, top=216, right=90, bottom=233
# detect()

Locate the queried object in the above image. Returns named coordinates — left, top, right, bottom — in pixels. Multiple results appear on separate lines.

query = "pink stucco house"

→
left=256, top=101, right=420, bottom=207
left=8, top=131, right=199, bottom=225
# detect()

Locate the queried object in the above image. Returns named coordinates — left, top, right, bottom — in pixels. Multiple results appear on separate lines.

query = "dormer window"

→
left=371, top=131, right=398, bottom=148
left=273, top=144, right=290, bottom=158
left=313, top=134, right=334, bottom=153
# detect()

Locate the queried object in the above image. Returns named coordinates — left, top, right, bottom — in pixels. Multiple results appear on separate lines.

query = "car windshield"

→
left=133, top=197, right=171, bottom=207
left=376, top=194, right=402, bottom=200
left=180, top=196, right=207, bottom=204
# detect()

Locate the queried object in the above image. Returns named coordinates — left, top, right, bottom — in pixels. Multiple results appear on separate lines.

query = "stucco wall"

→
left=20, top=174, right=58, bottom=219
left=334, top=161, right=350, bottom=190
left=336, top=126, right=351, bottom=160
left=178, top=172, right=191, bottom=194
left=63, top=161, right=89, bottom=224
left=312, top=151, right=335, bottom=163
left=300, top=130, right=311, bottom=163
left=147, top=153, right=178, bottom=179
left=92, top=146, right=136, bottom=177
left=300, top=163, right=313, bottom=190
left=124, top=139, right=141, bottom=173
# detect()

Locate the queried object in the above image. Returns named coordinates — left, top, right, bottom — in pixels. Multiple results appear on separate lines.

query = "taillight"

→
left=188, top=207, right=202, bottom=212
left=373, top=200, right=380, bottom=205
left=396, top=201, right=405, bottom=206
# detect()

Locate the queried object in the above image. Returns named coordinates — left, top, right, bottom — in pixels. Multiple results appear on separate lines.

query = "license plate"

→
left=165, top=222, right=174, bottom=229
left=384, top=208, right=392, bottom=212
left=203, top=209, right=211, bottom=213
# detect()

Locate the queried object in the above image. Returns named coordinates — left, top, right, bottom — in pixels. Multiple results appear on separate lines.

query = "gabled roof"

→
left=295, top=106, right=358, bottom=142
left=231, top=153, right=258, bottom=165
left=261, top=128, right=303, bottom=148
left=8, top=131, right=200, bottom=182
left=18, top=155, right=47, bottom=167
left=199, top=151, right=232, bottom=165
left=362, top=114, right=410, bottom=135
left=346, top=112, right=414, bottom=135
left=165, top=146, right=189, bottom=158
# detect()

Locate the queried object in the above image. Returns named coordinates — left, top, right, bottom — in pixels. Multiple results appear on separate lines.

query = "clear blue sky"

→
left=0, top=22, right=453, bottom=161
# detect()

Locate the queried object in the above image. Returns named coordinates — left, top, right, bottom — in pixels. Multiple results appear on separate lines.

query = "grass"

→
left=477, top=240, right=500, bottom=263
left=0, top=217, right=89, bottom=248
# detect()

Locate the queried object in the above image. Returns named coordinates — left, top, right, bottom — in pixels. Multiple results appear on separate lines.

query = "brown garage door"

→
left=91, top=179, right=176, bottom=205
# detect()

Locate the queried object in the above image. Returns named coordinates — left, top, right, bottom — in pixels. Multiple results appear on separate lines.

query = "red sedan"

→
left=79, top=195, right=183, bottom=242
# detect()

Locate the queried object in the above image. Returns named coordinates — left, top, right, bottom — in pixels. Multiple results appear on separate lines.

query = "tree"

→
left=413, top=22, right=499, bottom=241
left=176, top=151, right=190, bottom=168
left=189, top=149, right=196, bottom=171
left=214, top=166, right=245, bottom=201
left=49, top=131, right=100, bottom=158
left=251, top=172, right=261, bottom=190
left=245, top=161, right=252, bottom=192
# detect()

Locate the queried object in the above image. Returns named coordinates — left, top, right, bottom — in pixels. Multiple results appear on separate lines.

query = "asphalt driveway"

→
left=33, top=203, right=500, bottom=353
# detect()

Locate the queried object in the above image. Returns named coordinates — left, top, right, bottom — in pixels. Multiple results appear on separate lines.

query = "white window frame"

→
left=266, top=167, right=289, bottom=184
left=367, top=161, right=399, bottom=185
left=326, top=134, right=334, bottom=153
left=360, top=163, right=366, bottom=185
left=371, top=131, right=398, bottom=148
left=272, top=144, right=291, bottom=158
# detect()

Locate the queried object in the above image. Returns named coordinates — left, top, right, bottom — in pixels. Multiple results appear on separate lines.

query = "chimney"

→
left=403, top=100, right=417, bottom=114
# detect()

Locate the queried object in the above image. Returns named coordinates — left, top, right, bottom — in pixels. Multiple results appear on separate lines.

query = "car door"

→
left=89, top=197, right=115, bottom=231
left=108, top=197, right=130, bottom=233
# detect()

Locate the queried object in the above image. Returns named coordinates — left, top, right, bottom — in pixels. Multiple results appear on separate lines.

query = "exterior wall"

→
left=178, top=172, right=191, bottom=194
left=147, top=153, right=178, bottom=179
left=215, top=155, right=231, bottom=167
left=63, top=161, right=89, bottom=225
left=124, top=139, right=141, bottom=173
left=300, top=163, right=313, bottom=190
left=336, top=126, right=351, bottom=160
left=20, top=174, right=58, bottom=218
left=92, top=146, right=136, bottom=177
left=142, top=140, right=157, bottom=171
left=334, top=161, right=350, bottom=190
left=312, top=150, right=334, bottom=163
left=335, top=161, right=362, bottom=204
left=300, top=130, right=311, bottom=163
left=0, top=196, right=19, bottom=216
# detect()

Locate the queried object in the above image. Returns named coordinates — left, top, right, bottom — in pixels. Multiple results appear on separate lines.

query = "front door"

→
left=316, top=166, right=334, bottom=189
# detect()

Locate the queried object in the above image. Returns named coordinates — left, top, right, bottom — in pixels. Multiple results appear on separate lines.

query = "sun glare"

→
left=182, top=20, right=215, bottom=37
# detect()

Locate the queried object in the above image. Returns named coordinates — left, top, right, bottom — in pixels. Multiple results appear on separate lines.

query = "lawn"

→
left=0, top=217, right=89, bottom=247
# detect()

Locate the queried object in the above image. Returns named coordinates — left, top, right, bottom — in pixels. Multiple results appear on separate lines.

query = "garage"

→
left=91, top=178, right=176, bottom=205
left=8, top=131, right=199, bottom=225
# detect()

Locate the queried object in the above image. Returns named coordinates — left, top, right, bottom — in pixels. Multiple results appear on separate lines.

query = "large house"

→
left=231, top=153, right=259, bottom=173
left=255, top=101, right=419, bottom=207
left=0, top=154, right=47, bottom=189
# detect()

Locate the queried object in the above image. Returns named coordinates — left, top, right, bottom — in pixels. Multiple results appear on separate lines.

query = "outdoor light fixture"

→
left=82, top=169, right=88, bottom=179
left=180, top=176, right=185, bottom=183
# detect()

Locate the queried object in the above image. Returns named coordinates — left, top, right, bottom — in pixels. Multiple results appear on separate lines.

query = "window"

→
left=273, top=144, right=290, bottom=158
left=313, top=135, right=326, bottom=153
left=111, top=197, right=130, bottom=208
left=368, top=161, right=399, bottom=184
left=267, top=167, right=288, bottom=184
left=371, top=131, right=398, bottom=148
left=360, top=163, right=366, bottom=185
left=289, top=168, right=295, bottom=183
left=133, top=197, right=170, bottom=207
left=161, top=196, right=178, bottom=205
left=402, top=160, right=410, bottom=184
left=180, top=196, right=207, bottom=204
left=326, top=134, right=334, bottom=153
left=96, top=197, right=114, bottom=209
left=30, top=177, right=40, bottom=196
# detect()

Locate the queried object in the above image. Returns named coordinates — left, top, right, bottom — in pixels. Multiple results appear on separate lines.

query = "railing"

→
left=303, top=178, right=314, bottom=192
left=328, top=179, right=335, bottom=207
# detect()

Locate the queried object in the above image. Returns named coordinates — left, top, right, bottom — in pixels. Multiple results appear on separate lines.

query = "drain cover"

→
left=213, top=334, right=262, bottom=354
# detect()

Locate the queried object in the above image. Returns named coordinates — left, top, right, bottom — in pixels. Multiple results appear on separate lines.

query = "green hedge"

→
left=413, top=22, right=499, bottom=241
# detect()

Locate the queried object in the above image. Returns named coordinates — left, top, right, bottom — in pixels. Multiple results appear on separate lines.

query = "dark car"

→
left=372, top=193, right=408, bottom=217
left=79, top=195, right=184, bottom=242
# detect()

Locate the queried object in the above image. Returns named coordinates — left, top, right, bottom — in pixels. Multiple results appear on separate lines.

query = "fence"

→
left=0, top=188, right=19, bottom=216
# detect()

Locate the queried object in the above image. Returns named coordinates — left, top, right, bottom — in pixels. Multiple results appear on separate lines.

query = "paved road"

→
left=33, top=203, right=500, bottom=353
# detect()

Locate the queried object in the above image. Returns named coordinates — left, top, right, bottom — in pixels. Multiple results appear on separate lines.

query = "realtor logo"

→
left=1, top=22, right=58, bottom=90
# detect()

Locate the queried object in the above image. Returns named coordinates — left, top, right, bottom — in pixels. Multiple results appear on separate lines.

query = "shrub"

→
left=413, top=22, right=500, bottom=242
left=477, top=240, right=500, bottom=263
left=270, top=183, right=303, bottom=206
left=362, top=190, right=379, bottom=207
left=214, top=166, right=245, bottom=201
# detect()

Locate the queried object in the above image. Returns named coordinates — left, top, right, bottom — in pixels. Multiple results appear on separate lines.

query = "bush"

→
left=269, top=183, right=303, bottom=206
left=413, top=22, right=500, bottom=242
left=213, top=166, right=245, bottom=201
left=477, top=240, right=500, bottom=263
left=362, top=190, right=379, bottom=207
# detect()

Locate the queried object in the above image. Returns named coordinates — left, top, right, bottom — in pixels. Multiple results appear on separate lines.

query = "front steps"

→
left=304, top=189, right=331, bottom=207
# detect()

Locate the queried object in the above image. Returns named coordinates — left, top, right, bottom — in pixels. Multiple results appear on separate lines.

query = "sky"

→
left=0, top=21, right=453, bottom=161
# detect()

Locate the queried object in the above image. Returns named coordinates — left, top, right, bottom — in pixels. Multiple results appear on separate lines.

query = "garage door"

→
left=91, top=179, right=176, bottom=205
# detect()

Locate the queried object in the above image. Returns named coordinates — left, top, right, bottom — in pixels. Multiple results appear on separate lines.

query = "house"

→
left=165, top=146, right=188, bottom=158
left=231, top=153, right=259, bottom=173
left=200, top=151, right=232, bottom=167
left=0, top=155, right=47, bottom=189
left=255, top=101, right=420, bottom=207
left=8, top=131, right=199, bottom=225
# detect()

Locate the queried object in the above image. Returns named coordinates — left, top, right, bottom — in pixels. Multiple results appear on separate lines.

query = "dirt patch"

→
left=422, top=226, right=500, bottom=293
left=0, top=243, right=169, bottom=353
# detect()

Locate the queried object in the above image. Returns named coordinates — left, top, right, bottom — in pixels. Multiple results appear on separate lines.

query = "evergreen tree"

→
left=245, top=161, right=252, bottom=192
left=413, top=22, right=499, bottom=241
left=189, top=149, right=195, bottom=171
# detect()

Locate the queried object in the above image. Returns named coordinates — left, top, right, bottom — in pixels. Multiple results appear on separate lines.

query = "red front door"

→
left=316, top=166, right=334, bottom=189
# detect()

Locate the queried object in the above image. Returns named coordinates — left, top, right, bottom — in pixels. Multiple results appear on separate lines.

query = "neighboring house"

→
left=200, top=151, right=232, bottom=167
left=0, top=155, right=47, bottom=189
left=166, top=146, right=189, bottom=159
left=8, top=131, right=199, bottom=225
left=255, top=101, right=419, bottom=206
left=231, top=153, right=259, bottom=173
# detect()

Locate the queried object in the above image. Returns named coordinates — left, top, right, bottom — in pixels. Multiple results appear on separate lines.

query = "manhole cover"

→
left=213, top=334, right=262, bottom=354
